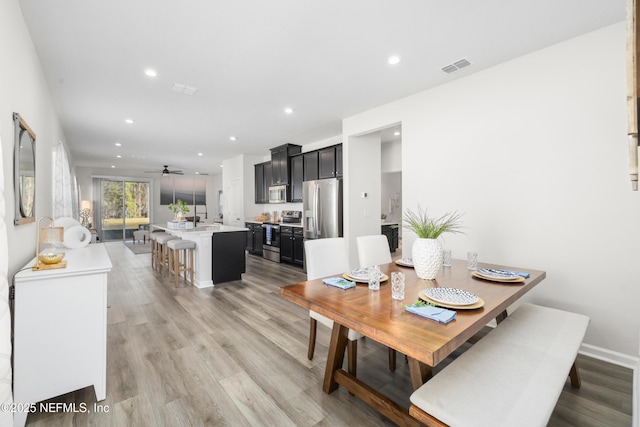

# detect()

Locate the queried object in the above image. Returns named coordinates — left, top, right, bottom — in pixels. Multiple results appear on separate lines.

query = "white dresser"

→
left=12, top=244, right=112, bottom=427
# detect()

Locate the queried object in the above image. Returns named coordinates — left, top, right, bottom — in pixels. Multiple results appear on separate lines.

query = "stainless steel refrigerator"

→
left=303, top=178, right=342, bottom=240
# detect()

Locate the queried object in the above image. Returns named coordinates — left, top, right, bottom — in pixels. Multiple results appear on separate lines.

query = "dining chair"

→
left=356, top=234, right=392, bottom=268
left=305, top=238, right=362, bottom=376
left=305, top=238, right=396, bottom=376
left=356, top=234, right=397, bottom=371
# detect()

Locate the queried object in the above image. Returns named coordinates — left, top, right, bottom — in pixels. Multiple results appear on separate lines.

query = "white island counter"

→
left=153, top=223, right=248, bottom=288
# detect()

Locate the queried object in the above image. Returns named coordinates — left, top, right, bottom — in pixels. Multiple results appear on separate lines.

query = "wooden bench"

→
left=409, top=303, right=589, bottom=427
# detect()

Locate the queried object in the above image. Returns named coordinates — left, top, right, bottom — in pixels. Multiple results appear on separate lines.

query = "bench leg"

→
left=569, top=360, right=581, bottom=388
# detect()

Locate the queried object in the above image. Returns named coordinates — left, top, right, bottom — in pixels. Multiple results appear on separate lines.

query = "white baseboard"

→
left=578, top=343, right=639, bottom=427
left=579, top=343, right=639, bottom=369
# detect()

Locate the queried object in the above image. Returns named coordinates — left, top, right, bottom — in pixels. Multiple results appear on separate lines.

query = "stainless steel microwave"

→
left=268, top=184, right=287, bottom=204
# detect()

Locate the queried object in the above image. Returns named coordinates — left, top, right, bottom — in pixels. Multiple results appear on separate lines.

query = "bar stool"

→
left=149, top=231, right=168, bottom=271
left=167, top=239, right=196, bottom=287
left=155, top=234, right=179, bottom=275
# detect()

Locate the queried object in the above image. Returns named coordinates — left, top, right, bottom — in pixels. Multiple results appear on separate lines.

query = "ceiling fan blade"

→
left=170, top=171, right=184, bottom=175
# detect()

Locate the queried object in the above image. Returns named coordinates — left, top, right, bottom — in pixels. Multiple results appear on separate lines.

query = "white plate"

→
left=476, top=268, right=520, bottom=280
left=395, top=258, right=414, bottom=267
left=346, top=268, right=374, bottom=281
left=423, top=288, right=479, bottom=306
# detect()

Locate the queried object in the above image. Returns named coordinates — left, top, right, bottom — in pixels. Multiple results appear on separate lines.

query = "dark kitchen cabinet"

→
left=381, top=224, right=399, bottom=253
left=263, top=161, right=272, bottom=191
left=254, top=161, right=273, bottom=204
left=303, top=151, right=319, bottom=181
left=318, top=146, right=336, bottom=179
left=212, top=231, right=246, bottom=283
left=290, top=154, right=303, bottom=202
left=281, top=226, right=304, bottom=267
left=245, top=222, right=263, bottom=255
left=318, top=144, right=342, bottom=179
left=254, top=163, right=267, bottom=204
left=270, top=144, right=301, bottom=186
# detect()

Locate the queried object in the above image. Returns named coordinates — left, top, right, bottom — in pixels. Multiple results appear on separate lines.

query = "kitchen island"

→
left=152, top=223, right=248, bottom=288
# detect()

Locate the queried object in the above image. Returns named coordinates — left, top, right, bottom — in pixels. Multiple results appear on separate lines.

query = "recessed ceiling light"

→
left=111, top=165, right=115, bottom=168
left=144, top=69, right=157, bottom=77
left=387, top=55, right=401, bottom=65
left=229, top=136, right=237, bottom=141
left=284, top=107, right=294, bottom=114
left=124, top=119, right=134, bottom=124
left=115, top=142, right=122, bottom=147
left=394, top=131, right=400, bottom=136
left=220, top=164, right=223, bottom=168
left=197, top=152, right=203, bottom=156
left=116, top=155, right=122, bottom=158
left=195, top=171, right=200, bottom=175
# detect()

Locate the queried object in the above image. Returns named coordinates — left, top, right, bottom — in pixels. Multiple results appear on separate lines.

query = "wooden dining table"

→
left=279, top=258, right=546, bottom=426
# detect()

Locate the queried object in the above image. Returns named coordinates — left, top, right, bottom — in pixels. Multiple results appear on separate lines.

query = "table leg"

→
left=322, top=322, right=348, bottom=394
left=496, top=309, right=508, bottom=324
left=407, top=357, right=432, bottom=391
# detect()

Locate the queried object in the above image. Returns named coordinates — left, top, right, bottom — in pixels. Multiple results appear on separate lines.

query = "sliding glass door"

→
left=97, top=178, right=150, bottom=242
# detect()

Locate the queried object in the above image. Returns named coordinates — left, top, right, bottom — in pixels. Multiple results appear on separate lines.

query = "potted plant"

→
left=168, top=199, right=190, bottom=221
left=403, top=206, right=464, bottom=279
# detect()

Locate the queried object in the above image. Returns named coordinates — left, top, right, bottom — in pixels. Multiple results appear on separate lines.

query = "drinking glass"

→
left=442, top=249, right=452, bottom=267
left=368, top=265, right=381, bottom=291
left=391, top=271, right=405, bottom=300
left=467, top=251, right=478, bottom=271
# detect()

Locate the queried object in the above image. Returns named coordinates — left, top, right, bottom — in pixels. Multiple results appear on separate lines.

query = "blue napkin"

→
left=323, top=277, right=356, bottom=289
left=405, top=304, right=457, bottom=324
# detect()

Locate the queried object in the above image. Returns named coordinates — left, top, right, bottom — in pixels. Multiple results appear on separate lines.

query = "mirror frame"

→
left=13, top=112, right=36, bottom=225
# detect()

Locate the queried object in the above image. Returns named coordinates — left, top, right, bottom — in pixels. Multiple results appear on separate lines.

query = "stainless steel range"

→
left=261, top=211, right=301, bottom=263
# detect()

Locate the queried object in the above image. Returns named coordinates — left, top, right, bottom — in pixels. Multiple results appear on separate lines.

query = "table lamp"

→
left=32, top=216, right=66, bottom=271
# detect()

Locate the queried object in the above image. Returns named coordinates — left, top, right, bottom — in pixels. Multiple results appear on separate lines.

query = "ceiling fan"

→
left=144, top=165, right=184, bottom=176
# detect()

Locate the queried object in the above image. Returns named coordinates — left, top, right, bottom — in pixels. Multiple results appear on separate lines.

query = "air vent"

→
left=441, top=65, right=458, bottom=74
left=441, top=58, right=473, bottom=74
left=171, top=83, right=198, bottom=95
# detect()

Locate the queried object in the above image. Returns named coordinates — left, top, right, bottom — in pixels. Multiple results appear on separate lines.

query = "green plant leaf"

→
left=402, top=206, right=464, bottom=239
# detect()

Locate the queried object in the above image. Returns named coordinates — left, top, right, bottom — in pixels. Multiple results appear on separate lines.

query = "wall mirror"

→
left=14, top=112, right=36, bottom=225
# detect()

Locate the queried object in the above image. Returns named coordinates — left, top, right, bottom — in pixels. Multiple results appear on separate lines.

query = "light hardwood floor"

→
left=24, top=242, right=633, bottom=426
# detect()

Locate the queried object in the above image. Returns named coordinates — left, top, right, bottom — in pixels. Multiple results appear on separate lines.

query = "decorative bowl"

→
left=38, top=252, right=65, bottom=264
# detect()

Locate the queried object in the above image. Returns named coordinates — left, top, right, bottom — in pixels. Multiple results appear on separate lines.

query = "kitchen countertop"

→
left=153, top=224, right=248, bottom=234
left=381, top=221, right=400, bottom=226
left=245, top=220, right=302, bottom=228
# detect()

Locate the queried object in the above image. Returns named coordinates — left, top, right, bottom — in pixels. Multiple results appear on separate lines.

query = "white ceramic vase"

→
left=412, top=238, right=443, bottom=280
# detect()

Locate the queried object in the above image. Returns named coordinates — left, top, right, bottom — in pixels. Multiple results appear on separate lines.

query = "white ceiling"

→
left=19, top=0, right=624, bottom=176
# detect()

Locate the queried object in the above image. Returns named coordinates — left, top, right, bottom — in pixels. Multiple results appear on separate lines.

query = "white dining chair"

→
left=356, top=234, right=392, bottom=268
left=305, top=237, right=395, bottom=376
left=356, top=234, right=398, bottom=371
left=305, top=238, right=361, bottom=375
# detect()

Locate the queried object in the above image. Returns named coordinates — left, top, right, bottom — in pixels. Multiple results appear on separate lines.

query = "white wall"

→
left=381, top=140, right=402, bottom=223
left=344, top=133, right=382, bottom=268
left=344, top=22, right=640, bottom=358
left=381, top=172, right=402, bottom=222
left=1, top=0, right=69, bottom=275
left=381, top=139, right=402, bottom=173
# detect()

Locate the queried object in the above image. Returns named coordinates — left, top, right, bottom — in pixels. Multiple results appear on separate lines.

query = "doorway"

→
left=94, top=178, right=150, bottom=242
